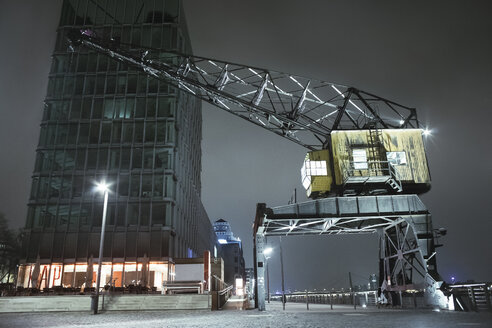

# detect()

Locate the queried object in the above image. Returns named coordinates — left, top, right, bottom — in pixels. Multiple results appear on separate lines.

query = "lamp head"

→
left=263, top=247, right=273, bottom=256
left=95, top=181, right=110, bottom=193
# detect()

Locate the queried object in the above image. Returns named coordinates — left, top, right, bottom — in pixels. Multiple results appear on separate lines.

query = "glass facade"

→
left=18, top=0, right=216, bottom=290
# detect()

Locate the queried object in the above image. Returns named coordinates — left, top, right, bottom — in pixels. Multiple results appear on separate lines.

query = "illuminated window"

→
left=386, top=151, right=407, bottom=165
left=301, top=160, right=327, bottom=189
left=352, top=149, right=368, bottom=169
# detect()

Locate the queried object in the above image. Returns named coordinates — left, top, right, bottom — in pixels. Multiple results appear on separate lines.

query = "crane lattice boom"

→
left=68, top=30, right=419, bottom=150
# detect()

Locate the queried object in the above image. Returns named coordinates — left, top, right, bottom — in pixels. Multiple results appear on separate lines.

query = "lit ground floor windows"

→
left=17, top=261, right=174, bottom=291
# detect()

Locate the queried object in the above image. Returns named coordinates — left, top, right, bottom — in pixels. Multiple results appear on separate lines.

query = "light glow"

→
left=263, top=247, right=273, bottom=256
left=422, top=128, right=431, bottom=136
left=95, top=181, right=109, bottom=193
left=218, top=239, right=228, bottom=244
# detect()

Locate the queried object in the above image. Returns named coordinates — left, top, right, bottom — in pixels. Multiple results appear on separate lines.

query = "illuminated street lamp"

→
left=92, top=181, right=110, bottom=314
left=263, top=247, right=273, bottom=303
left=280, top=237, right=286, bottom=310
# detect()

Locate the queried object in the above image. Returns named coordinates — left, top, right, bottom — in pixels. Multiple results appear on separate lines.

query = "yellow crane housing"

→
left=301, top=129, right=431, bottom=198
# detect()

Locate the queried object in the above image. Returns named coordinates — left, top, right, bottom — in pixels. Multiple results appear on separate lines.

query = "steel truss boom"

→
left=68, top=30, right=419, bottom=150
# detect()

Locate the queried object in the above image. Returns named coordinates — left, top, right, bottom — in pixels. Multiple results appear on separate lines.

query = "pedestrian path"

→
left=222, top=295, right=248, bottom=310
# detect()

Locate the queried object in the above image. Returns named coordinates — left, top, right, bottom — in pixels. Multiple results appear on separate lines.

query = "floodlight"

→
left=95, top=181, right=109, bottom=193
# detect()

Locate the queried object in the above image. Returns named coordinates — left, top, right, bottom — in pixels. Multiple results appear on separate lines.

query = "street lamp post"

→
left=266, top=260, right=270, bottom=303
left=93, top=181, right=109, bottom=315
left=279, top=236, right=285, bottom=310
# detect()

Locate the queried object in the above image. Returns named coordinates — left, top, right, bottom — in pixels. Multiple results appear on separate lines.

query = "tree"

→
left=0, top=213, right=21, bottom=286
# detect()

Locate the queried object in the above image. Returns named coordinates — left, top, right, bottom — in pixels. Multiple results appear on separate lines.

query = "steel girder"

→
left=68, top=30, right=419, bottom=150
left=253, top=195, right=447, bottom=310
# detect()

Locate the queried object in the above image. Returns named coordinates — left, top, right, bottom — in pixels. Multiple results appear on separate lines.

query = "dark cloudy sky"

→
left=0, top=0, right=491, bottom=292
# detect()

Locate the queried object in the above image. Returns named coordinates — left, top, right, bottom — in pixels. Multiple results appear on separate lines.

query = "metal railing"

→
left=343, top=161, right=402, bottom=191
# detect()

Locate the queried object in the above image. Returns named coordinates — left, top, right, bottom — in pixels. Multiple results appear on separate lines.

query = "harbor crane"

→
left=67, top=29, right=448, bottom=310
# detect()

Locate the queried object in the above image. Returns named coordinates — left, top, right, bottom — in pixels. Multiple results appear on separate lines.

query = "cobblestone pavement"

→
left=1, top=302, right=491, bottom=328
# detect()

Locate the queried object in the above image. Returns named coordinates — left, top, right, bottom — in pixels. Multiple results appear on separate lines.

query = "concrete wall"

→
left=0, top=294, right=211, bottom=313
left=175, top=263, right=204, bottom=281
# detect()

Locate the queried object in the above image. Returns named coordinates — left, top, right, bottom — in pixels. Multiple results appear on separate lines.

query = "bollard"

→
left=330, top=294, right=333, bottom=310
left=90, top=295, right=98, bottom=313
left=306, top=291, right=309, bottom=310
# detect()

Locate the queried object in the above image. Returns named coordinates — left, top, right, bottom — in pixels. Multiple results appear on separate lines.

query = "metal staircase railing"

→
left=343, top=161, right=402, bottom=192
left=387, top=163, right=403, bottom=192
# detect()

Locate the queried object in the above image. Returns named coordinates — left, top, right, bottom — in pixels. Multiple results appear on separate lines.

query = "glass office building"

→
left=17, top=0, right=216, bottom=291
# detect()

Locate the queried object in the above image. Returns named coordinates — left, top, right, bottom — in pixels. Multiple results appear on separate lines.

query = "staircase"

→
left=0, top=294, right=211, bottom=313
left=387, top=164, right=403, bottom=193
left=102, top=294, right=211, bottom=311
left=468, top=285, right=492, bottom=312
left=369, top=128, right=402, bottom=192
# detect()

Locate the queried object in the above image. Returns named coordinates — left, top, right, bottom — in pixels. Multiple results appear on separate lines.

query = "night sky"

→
left=0, top=0, right=491, bottom=292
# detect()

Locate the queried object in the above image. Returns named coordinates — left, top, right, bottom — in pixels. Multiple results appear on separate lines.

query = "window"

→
left=101, top=123, right=111, bottom=143
left=109, top=149, right=120, bottom=169
left=137, top=74, right=147, bottom=94
left=146, top=97, right=156, bottom=118
left=121, top=148, right=131, bottom=170
left=140, top=203, right=150, bottom=226
left=155, top=149, right=170, bottom=170
left=158, top=97, right=172, bottom=117
left=386, top=151, right=407, bottom=165
left=154, top=174, right=163, bottom=197
left=136, top=98, right=146, bottom=118
left=143, top=148, right=154, bottom=169
left=130, top=174, right=140, bottom=197
left=145, top=122, right=155, bottom=143
left=106, top=75, right=116, bottom=94
left=127, top=203, right=139, bottom=226
left=134, top=122, right=144, bottom=143
left=103, top=99, right=114, bottom=118
left=112, top=122, right=122, bottom=143
left=352, top=149, right=368, bottom=170
left=122, top=123, right=133, bottom=143
left=132, top=148, right=142, bottom=169
left=118, top=175, right=129, bottom=196
left=64, top=150, right=75, bottom=170
left=142, top=175, right=153, bottom=197
left=300, top=160, right=327, bottom=189
left=67, top=123, right=78, bottom=144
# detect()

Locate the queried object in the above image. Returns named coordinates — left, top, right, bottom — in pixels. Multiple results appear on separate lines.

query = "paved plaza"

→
left=1, top=302, right=491, bottom=328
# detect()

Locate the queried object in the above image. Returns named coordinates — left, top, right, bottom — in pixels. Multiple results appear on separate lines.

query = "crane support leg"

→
left=255, top=232, right=266, bottom=311
left=378, top=215, right=448, bottom=308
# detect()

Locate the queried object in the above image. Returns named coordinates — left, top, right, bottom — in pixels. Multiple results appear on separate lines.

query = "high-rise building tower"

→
left=213, top=219, right=245, bottom=288
left=17, top=0, right=216, bottom=291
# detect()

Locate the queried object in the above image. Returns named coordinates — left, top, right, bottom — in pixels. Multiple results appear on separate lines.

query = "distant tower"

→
left=213, top=219, right=241, bottom=245
left=213, top=219, right=245, bottom=288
